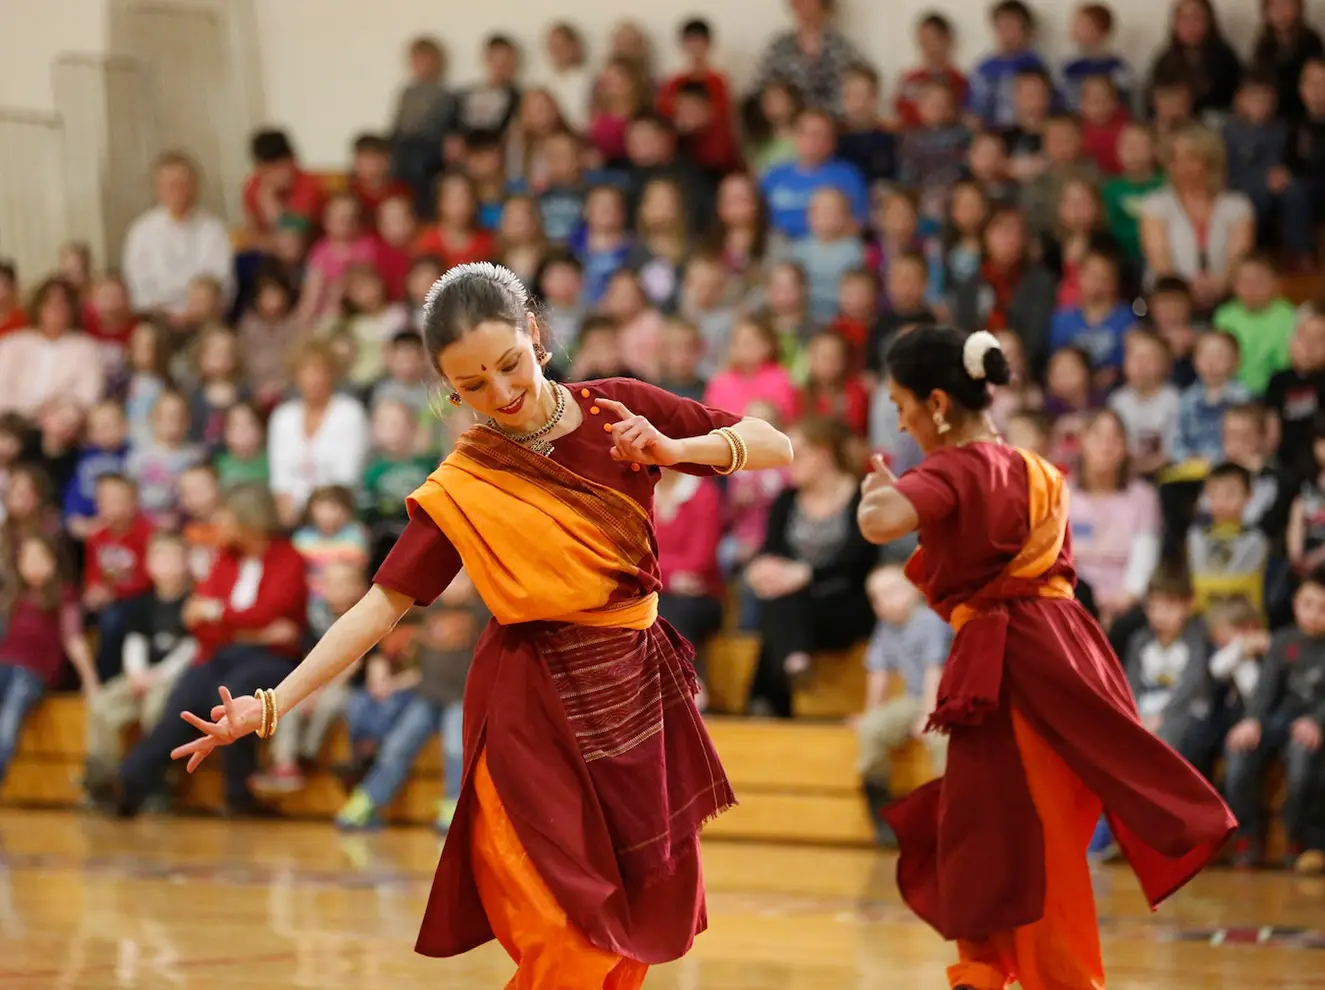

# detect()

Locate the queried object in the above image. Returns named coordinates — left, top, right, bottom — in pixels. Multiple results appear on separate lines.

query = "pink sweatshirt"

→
left=703, top=363, right=799, bottom=423
left=655, top=475, right=724, bottom=600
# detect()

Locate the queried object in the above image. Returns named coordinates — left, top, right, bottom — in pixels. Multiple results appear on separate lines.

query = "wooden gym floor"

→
left=0, top=809, right=1320, bottom=990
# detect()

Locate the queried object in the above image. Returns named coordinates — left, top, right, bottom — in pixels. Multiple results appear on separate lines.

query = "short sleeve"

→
left=596, top=378, right=742, bottom=478
left=1219, top=191, right=1254, bottom=226
left=1138, top=189, right=1173, bottom=222
left=892, top=454, right=963, bottom=531
left=372, top=509, right=464, bottom=606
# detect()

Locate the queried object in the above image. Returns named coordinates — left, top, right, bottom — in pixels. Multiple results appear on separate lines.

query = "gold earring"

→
left=448, top=392, right=462, bottom=406
left=933, top=410, right=951, bottom=435
left=533, top=341, right=549, bottom=365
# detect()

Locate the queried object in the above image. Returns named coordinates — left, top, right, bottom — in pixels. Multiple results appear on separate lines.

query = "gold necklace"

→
left=486, top=383, right=567, bottom=456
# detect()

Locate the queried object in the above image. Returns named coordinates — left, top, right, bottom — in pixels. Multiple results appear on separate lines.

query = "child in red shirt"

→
left=1080, top=74, right=1130, bottom=175
left=241, top=129, right=326, bottom=249
left=802, top=330, right=871, bottom=435
left=348, top=133, right=411, bottom=232
left=414, top=173, right=496, bottom=269
left=0, top=534, right=97, bottom=785
left=657, top=19, right=739, bottom=176
left=85, top=473, right=156, bottom=680
left=896, top=13, right=969, bottom=130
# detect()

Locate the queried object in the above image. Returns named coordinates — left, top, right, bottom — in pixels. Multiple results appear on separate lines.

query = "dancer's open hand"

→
left=861, top=455, right=897, bottom=496
left=597, top=398, right=684, bottom=467
left=169, top=686, right=264, bottom=773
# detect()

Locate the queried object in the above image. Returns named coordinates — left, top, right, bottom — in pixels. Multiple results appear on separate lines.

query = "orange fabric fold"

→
left=471, top=749, right=650, bottom=990
left=407, top=427, right=657, bottom=628
left=947, top=709, right=1104, bottom=990
left=948, top=448, right=1072, bottom=634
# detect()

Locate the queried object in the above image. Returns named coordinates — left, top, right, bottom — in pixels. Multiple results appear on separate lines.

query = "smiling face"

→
left=437, top=316, right=549, bottom=429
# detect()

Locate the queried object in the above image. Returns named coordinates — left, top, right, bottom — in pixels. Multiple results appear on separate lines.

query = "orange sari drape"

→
left=407, top=426, right=658, bottom=630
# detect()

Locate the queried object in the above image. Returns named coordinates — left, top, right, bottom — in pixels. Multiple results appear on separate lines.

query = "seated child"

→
left=1108, top=330, right=1181, bottom=475
left=1172, top=331, right=1250, bottom=467
left=63, top=399, right=130, bottom=541
left=84, top=474, right=156, bottom=682
left=292, top=485, right=370, bottom=636
left=856, top=565, right=951, bottom=844
left=1189, top=595, right=1267, bottom=780
left=337, top=572, right=488, bottom=835
left=1188, top=463, right=1271, bottom=615
left=1212, top=252, right=1295, bottom=396
left=655, top=319, right=708, bottom=404
left=362, top=398, right=435, bottom=568
left=84, top=532, right=195, bottom=791
left=1266, top=304, right=1325, bottom=481
left=1124, top=568, right=1211, bottom=752
left=0, top=535, right=96, bottom=787
left=1223, top=571, right=1325, bottom=872
left=249, top=561, right=367, bottom=795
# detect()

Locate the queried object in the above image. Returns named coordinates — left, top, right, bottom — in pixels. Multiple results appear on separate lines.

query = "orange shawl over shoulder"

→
left=407, top=426, right=658, bottom=630
left=906, top=448, right=1072, bottom=731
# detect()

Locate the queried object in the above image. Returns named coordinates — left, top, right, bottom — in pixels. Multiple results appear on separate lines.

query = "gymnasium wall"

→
left=0, top=0, right=1294, bottom=166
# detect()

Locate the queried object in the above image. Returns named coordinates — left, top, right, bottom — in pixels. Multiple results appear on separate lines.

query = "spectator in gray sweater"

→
left=1223, top=572, right=1325, bottom=872
left=1222, top=72, right=1305, bottom=254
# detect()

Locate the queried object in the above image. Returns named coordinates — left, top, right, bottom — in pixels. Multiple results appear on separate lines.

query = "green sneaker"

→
left=335, top=788, right=381, bottom=831
left=435, top=797, right=459, bottom=835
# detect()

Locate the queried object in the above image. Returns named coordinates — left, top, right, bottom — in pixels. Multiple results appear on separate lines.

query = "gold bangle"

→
left=268, top=690, right=281, bottom=737
left=716, top=426, right=747, bottom=474
left=256, top=689, right=274, bottom=738
left=711, top=428, right=740, bottom=475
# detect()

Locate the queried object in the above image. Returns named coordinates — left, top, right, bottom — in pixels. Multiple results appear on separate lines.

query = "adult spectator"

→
left=1147, top=0, right=1242, bottom=117
left=0, top=277, right=104, bottom=417
left=240, top=129, right=326, bottom=250
left=1069, top=410, right=1162, bottom=631
left=109, top=483, right=307, bottom=817
left=1139, top=123, right=1255, bottom=313
left=268, top=341, right=369, bottom=527
left=122, top=152, right=234, bottom=323
left=750, top=0, right=865, bottom=113
left=654, top=467, right=725, bottom=692
left=746, top=415, right=876, bottom=717
left=760, top=108, right=868, bottom=239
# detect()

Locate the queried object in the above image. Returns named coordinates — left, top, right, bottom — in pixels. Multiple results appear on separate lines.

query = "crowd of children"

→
left=0, top=0, right=1324, bottom=864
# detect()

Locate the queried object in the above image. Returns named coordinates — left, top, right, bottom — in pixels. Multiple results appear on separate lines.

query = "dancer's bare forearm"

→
left=272, top=584, right=414, bottom=716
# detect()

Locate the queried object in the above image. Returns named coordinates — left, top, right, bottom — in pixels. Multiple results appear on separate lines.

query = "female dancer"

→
left=857, top=325, right=1235, bottom=990
left=169, top=262, right=793, bottom=988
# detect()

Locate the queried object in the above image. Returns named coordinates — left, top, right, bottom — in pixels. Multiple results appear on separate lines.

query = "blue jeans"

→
left=0, top=664, right=46, bottom=784
left=344, top=688, right=416, bottom=748
left=1244, top=175, right=1318, bottom=255
left=94, top=599, right=137, bottom=682
left=360, top=695, right=463, bottom=809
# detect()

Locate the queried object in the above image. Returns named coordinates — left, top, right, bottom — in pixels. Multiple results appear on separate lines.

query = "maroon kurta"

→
left=374, top=378, right=741, bottom=964
left=884, top=444, right=1236, bottom=942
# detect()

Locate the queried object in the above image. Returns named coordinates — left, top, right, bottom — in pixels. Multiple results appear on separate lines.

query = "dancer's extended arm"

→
left=170, top=584, right=414, bottom=771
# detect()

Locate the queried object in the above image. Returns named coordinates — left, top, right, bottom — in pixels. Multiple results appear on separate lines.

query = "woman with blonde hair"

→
left=1139, top=122, right=1255, bottom=313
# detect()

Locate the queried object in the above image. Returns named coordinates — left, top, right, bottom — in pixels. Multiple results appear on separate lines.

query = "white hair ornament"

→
left=962, top=330, right=1003, bottom=381
left=422, top=262, right=528, bottom=322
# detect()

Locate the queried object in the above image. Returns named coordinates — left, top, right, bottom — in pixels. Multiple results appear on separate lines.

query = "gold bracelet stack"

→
left=711, top=426, right=749, bottom=475
left=255, top=688, right=281, bottom=739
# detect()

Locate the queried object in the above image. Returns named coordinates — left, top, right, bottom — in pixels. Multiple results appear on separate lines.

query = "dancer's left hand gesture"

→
left=598, top=398, right=685, bottom=466
left=169, top=686, right=264, bottom=772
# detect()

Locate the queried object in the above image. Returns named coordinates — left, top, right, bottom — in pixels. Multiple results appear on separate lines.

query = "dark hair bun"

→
left=982, top=346, right=1012, bottom=388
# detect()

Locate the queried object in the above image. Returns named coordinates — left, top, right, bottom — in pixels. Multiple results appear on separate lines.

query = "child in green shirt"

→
left=1213, top=252, right=1294, bottom=396
left=214, top=400, right=269, bottom=486
left=1102, top=122, right=1164, bottom=264
left=362, top=397, right=435, bottom=564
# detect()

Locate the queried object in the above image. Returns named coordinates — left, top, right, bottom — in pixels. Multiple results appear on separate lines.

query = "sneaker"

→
left=334, top=788, right=382, bottom=831
left=1087, top=818, right=1118, bottom=863
left=249, top=764, right=306, bottom=796
left=1295, top=849, right=1325, bottom=875
left=435, top=797, right=459, bottom=836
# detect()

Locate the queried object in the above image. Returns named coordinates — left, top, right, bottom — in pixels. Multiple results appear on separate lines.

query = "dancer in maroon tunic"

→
left=858, top=326, right=1235, bottom=990
left=168, top=262, right=793, bottom=988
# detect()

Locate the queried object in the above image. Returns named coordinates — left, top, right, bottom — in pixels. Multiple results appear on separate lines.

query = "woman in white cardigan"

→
left=267, top=341, right=369, bottom=526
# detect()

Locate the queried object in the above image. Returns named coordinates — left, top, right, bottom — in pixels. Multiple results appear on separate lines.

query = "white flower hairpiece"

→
left=963, top=330, right=1002, bottom=381
left=422, top=262, right=528, bottom=322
